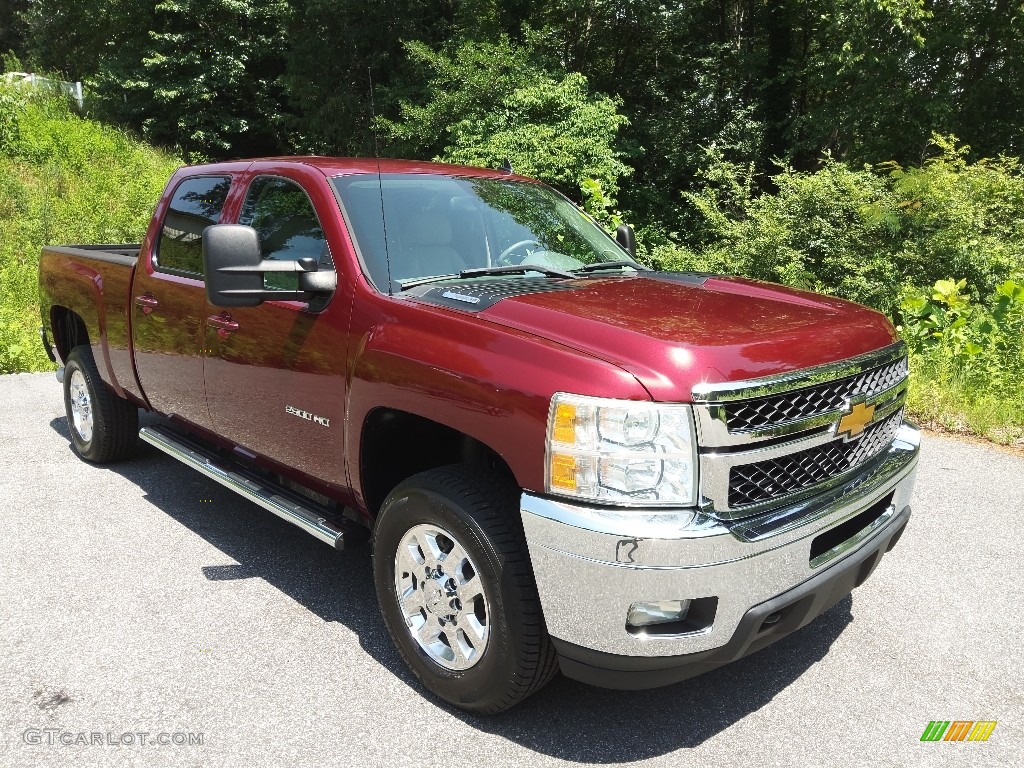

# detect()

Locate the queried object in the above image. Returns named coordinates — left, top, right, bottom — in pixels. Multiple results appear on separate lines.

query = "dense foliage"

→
left=653, top=137, right=1024, bottom=317
left=0, top=82, right=180, bottom=373
left=900, top=278, right=1024, bottom=443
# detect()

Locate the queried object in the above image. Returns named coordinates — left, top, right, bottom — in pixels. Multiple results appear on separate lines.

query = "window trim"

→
left=328, top=174, right=387, bottom=293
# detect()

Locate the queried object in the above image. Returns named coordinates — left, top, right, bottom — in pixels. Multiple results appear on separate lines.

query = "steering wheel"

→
left=496, top=239, right=543, bottom=266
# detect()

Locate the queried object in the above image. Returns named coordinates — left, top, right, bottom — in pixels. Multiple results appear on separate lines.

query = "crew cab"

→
left=38, top=157, right=920, bottom=713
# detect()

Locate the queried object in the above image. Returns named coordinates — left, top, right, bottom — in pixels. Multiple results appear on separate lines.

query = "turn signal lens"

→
left=549, top=453, right=578, bottom=491
left=552, top=403, right=577, bottom=444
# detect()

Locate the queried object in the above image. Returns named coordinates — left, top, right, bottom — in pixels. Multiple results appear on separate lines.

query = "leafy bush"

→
left=0, top=80, right=181, bottom=373
left=0, top=82, right=25, bottom=151
left=651, top=137, right=1024, bottom=317
left=899, top=278, right=1024, bottom=443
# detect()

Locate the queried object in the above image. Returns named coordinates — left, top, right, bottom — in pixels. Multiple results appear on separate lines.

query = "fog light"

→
left=627, top=599, right=691, bottom=628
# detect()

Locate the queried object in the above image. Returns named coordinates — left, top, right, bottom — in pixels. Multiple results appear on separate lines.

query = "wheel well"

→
left=360, top=408, right=516, bottom=518
left=49, top=307, right=89, bottom=363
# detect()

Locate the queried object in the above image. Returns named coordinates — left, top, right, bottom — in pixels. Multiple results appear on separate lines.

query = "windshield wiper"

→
left=458, top=265, right=576, bottom=279
left=398, top=272, right=462, bottom=290
left=574, top=260, right=649, bottom=273
left=399, top=264, right=575, bottom=291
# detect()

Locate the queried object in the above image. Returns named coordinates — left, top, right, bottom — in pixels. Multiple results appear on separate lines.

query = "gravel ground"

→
left=1, top=371, right=1021, bottom=767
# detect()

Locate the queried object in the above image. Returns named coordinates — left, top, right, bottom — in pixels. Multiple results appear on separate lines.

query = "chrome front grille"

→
left=692, top=342, right=910, bottom=518
left=725, top=357, right=908, bottom=432
left=728, top=409, right=904, bottom=507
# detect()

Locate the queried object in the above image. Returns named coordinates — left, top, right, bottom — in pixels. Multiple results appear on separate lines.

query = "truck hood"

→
left=479, top=273, right=898, bottom=401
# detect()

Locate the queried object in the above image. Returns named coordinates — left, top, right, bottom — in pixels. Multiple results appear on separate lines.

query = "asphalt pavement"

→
left=1, top=372, right=1021, bottom=767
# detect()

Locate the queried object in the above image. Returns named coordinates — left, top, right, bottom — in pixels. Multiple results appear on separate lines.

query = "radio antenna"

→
left=368, top=67, right=393, bottom=294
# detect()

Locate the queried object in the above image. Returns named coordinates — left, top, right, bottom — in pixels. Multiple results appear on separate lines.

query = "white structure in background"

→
left=2, top=71, right=83, bottom=108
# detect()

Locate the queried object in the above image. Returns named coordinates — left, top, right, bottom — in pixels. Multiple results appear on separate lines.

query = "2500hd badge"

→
left=285, top=404, right=331, bottom=427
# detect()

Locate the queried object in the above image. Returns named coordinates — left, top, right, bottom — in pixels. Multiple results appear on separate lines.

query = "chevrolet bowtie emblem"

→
left=836, top=400, right=875, bottom=441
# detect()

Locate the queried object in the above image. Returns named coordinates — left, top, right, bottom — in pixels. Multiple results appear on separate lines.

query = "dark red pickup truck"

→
left=38, top=157, right=920, bottom=713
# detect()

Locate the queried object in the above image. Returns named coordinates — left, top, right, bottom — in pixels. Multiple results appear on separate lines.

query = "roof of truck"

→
left=181, top=156, right=538, bottom=183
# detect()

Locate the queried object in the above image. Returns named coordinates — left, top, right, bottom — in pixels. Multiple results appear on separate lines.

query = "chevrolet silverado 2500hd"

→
left=38, top=157, right=920, bottom=713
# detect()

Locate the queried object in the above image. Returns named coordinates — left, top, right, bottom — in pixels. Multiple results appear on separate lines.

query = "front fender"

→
left=345, top=297, right=649, bottom=507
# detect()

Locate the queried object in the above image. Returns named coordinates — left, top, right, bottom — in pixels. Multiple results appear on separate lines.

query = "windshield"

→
left=330, top=173, right=640, bottom=292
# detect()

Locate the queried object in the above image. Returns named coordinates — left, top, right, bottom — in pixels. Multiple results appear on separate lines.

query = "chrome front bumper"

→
left=520, top=423, right=920, bottom=659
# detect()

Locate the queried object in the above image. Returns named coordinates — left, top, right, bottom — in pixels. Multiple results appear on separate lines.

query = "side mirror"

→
left=203, top=225, right=264, bottom=307
left=615, top=223, right=636, bottom=258
left=202, top=224, right=338, bottom=308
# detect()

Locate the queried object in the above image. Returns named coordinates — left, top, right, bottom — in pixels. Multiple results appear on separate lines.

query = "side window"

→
left=156, top=176, right=231, bottom=275
left=239, top=176, right=332, bottom=291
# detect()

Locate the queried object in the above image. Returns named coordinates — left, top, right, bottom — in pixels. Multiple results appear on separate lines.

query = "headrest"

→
left=402, top=213, right=452, bottom=246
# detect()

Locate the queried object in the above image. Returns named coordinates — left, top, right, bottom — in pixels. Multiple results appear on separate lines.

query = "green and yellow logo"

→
left=920, top=721, right=997, bottom=742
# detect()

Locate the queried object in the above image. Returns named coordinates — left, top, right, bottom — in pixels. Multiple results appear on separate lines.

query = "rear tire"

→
left=63, top=345, right=138, bottom=463
left=373, top=465, right=558, bottom=713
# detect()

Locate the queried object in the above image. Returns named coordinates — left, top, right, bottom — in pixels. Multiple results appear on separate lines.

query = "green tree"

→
left=21, top=0, right=114, bottom=77
left=659, top=137, right=1024, bottom=316
left=381, top=37, right=630, bottom=197
left=281, top=0, right=456, bottom=156
left=89, top=0, right=290, bottom=159
left=916, top=0, right=1024, bottom=161
left=523, top=2, right=766, bottom=228
left=0, top=0, right=28, bottom=64
left=14, top=0, right=1024, bottom=237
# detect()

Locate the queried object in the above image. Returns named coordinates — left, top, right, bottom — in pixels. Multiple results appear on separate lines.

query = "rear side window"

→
left=156, top=175, right=231, bottom=275
left=239, top=176, right=331, bottom=291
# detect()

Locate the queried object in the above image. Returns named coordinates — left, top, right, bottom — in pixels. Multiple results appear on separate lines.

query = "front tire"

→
left=63, top=345, right=138, bottom=463
left=373, top=466, right=558, bottom=713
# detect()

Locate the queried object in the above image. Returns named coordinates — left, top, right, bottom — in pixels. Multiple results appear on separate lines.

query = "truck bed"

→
left=44, top=244, right=141, bottom=263
left=39, top=244, right=143, bottom=402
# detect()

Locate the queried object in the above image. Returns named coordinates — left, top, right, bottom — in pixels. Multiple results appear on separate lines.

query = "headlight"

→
left=545, top=393, right=698, bottom=506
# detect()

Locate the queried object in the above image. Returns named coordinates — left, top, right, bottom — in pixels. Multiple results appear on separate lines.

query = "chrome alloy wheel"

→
left=68, top=368, right=94, bottom=443
left=394, top=523, right=490, bottom=670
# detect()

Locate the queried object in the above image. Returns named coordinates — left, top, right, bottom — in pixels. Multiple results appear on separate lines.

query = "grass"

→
left=0, top=85, right=181, bottom=373
left=905, top=356, right=1024, bottom=447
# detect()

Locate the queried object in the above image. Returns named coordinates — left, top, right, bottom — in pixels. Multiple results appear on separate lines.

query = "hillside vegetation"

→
left=0, top=83, right=181, bottom=372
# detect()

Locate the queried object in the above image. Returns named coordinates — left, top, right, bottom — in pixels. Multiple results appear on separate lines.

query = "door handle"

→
left=134, top=294, right=159, bottom=315
left=206, top=313, right=239, bottom=338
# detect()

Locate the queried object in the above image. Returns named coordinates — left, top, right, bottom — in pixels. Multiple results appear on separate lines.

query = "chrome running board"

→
left=139, top=425, right=357, bottom=549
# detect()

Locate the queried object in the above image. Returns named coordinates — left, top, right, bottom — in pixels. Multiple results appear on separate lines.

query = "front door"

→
left=203, top=168, right=349, bottom=489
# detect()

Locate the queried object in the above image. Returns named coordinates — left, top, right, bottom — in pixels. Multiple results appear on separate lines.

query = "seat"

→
left=395, top=212, right=466, bottom=280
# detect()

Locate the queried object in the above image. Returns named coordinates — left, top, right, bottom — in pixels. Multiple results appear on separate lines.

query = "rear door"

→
left=203, top=164, right=351, bottom=489
left=132, top=173, right=233, bottom=430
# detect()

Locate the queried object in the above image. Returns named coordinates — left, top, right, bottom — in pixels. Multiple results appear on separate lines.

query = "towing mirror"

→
left=202, top=224, right=338, bottom=308
left=615, top=223, right=636, bottom=258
